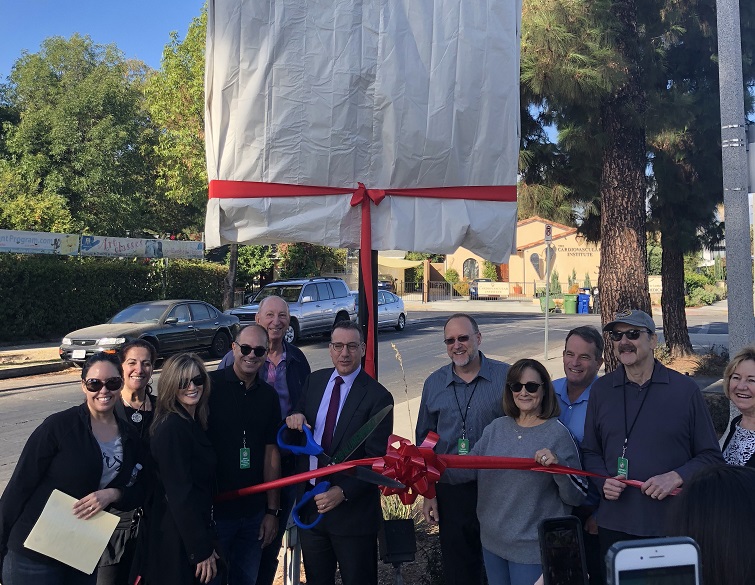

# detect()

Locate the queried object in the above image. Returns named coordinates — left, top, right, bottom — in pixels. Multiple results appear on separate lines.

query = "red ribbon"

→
left=209, top=180, right=516, bottom=378
left=215, top=432, right=678, bottom=503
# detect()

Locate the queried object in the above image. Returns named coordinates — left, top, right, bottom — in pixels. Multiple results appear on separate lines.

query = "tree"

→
left=229, top=245, right=275, bottom=289
left=278, top=243, right=346, bottom=278
left=0, top=35, right=157, bottom=235
left=144, top=10, right=208, bottom=234
left=516, top=182, right=575, bottom=225
left=482, top=260, right=499, bottom=281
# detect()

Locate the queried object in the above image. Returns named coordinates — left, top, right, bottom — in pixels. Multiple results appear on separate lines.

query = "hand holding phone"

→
left=538, top=516, right=589, bottom=585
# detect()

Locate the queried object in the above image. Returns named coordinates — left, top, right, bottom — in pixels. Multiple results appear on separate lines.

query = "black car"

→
left=60, top=300, right=240, bottom=364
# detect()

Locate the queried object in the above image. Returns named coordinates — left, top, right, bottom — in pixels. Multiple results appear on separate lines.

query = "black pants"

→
left=436, top=481, right=485, bottom=585
left=255, top=482, right=296, bottom=585
left=299, top=526, right=377, bottom=585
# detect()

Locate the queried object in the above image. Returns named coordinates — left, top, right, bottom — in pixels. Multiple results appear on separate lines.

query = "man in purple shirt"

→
left=582, top=309, right=723, bottom=570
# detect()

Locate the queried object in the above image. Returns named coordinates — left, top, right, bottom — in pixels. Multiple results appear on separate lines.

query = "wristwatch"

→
left=265, top=507, right=283, bottom=517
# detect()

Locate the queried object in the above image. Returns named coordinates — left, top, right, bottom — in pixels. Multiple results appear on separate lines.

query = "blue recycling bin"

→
left=577, top=293, right=590, bottom=314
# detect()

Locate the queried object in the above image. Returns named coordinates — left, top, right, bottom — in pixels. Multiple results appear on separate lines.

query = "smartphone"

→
left=538, top=516, right=589, bottom=585
left=606, top=537, right=701, bottom=585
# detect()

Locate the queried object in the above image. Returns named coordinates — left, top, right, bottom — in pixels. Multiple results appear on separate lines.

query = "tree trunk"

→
left=660, top=233, right=693, bottom=357
left=598, top=0, right=651, bottom=371
left=223, top=243, right=238, bottom=310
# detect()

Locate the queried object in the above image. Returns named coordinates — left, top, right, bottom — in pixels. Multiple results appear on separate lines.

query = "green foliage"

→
left=482, top=260, right=498, bottom=280
left=684, top=271, right=711, bottom=292
left=278, top=243, right=346, bottom=278
left=444, top=268, right=459, bottom=284
left=0, top=255, right=226, bottom=342
left=583, top=273, right=592, bottom=289
left=227, top=245, right=274, bottom=289
left=686, top=284, right=725, bottom=308
left=647, top=242, right=663, bottom=275
left=144, top=10, right=207, bottom=231
left=550, top=270, right=562, bottom=294
left=404, top=251, right=445, bottom=283
left=0, top=35, right=158, bottom=235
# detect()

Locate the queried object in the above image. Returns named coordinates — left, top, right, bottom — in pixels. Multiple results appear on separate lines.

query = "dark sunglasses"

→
left=179, top=373, right=206, bottom=390
left=84, top=377, right=123, bottom=392
left=608, top=329, right=649, bottom=341
left=237, top=344, right=267, bottom=357
left=443, top=334, right=471, bottom=346
left=507, top=382, right=543, bottom=394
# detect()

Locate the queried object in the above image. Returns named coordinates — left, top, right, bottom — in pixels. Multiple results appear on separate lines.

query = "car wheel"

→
left=210, top=331, right=231, bottom=358
left=395, top=313, right=406, bottom=331
left=285, top=320, right=299, bottom=344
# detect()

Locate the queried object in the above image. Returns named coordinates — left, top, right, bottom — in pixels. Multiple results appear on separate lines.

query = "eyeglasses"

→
left=507, top=382, right=543, bottom=394
left=330, top=342, right=362, bottom=353
left=608, top=329, right=649, bottom=341
left=179, top=373, right=206, bottom=390
left=443, top=334, right=471, bottom=346
left=84, top=377, right=123, bottom=392
left=237, top=344, right=267, bottom=357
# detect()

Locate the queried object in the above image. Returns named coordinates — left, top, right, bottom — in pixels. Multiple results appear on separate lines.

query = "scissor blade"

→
left=330, top=404, right=393, bottom=464
left=349, top=466, right=405, bottom=489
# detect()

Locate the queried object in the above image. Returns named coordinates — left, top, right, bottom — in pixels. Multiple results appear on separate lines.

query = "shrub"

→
left=684, top=271, right=710, bottom=292
left=444, top=268, right=459, bottom=284
left=0, top=255, right=228, bottom=342
left=453, top=282, right=470, bottom=296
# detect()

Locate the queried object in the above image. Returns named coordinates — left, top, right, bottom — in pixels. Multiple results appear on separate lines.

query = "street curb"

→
left=0, top=362, right=73, bottom=380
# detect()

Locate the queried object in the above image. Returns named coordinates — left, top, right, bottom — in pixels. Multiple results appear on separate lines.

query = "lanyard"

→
left=453, top=377, right=480, bottom=439
left=621, top=363, right=655, bottom=458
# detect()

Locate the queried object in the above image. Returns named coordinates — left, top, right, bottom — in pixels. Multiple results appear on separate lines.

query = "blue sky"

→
left=0, top=0, right=205, bottom=80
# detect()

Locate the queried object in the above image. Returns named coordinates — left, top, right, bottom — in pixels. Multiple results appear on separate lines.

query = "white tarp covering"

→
left=205, top=0, right=521, bottom=263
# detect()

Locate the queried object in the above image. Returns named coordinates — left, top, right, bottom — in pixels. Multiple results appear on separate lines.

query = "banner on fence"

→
left=0, top=230, right=80, bottom=255
left=79, top=236, right=204, bottom=259
left=0, top=230, right=204, bottom=259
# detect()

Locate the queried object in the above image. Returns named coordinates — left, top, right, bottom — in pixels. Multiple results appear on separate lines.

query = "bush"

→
left=453, top=282, right=470, bottom=296
left=686, top=284, right=724, bottom=307
left=684, top=271, right=710, bottom=292
left=444, top=268, right=460, bottom=284
left=0, top=255, right=228, bottom=342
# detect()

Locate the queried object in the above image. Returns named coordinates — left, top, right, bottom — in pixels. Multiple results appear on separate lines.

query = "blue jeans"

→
left=212, top=510, right=265, bottom=585
left=482, top=548, right=542, bottom=585
left=2, top=549, right=96, bottom=585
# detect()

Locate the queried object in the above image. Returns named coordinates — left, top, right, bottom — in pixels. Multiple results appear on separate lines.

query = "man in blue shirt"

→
left=552, top=325, right=603, bottom=585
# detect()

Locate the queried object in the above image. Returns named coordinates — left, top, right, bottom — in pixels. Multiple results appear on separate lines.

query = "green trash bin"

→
left=563, top=294, right=578, bottom=314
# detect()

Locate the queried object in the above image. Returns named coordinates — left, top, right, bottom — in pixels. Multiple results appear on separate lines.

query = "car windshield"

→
left=110, top=304, right=168, bottom=323
left=253, top=285, right=303, bottom=304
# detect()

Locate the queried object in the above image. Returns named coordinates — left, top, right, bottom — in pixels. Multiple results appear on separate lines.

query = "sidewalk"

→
left=0, top=341, right=70, bottom=379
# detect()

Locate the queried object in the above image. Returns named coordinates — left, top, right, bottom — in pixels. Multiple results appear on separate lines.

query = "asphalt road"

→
left=0, top=309, right=727, bottom=492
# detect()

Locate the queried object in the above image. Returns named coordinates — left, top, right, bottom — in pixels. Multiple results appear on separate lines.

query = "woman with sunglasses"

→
left=465, top=358, right=588, bottom=585
left=96, top=340, right=158, bottom=585
left=0, top=353, right=146, bottom=585
left=140, top=353, right=220, bottom=585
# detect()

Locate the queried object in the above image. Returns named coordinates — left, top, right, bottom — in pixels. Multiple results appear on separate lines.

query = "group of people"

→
left=1, top=303, right=755, bottom=585
left=417, top=310, right=755, bottom=585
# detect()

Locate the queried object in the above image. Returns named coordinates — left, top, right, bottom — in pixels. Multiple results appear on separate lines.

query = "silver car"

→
left=226, top=277, right=356, bottom=343
left=351, top=290, right=407, bottom=331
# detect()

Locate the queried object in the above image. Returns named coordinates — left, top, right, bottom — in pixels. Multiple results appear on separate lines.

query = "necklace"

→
left=124, top=395, right=148, bottom=423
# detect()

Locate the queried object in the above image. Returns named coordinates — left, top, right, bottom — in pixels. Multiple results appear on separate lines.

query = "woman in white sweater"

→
left=469, top=358, right=588, bottom=585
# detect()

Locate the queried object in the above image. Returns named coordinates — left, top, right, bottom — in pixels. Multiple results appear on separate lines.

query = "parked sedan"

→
left=351, top=290, right=407, bottom=331
left=59, top=300, right=240, bottom=364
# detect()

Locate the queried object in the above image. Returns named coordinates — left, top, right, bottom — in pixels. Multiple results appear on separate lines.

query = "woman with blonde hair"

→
left=141, top=354, right=220, bottom=585
left=722, top=346, right=755, bottom=467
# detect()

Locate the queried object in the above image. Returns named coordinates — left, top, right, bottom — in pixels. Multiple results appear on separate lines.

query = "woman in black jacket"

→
left=141, top=353, right=219, bottom=585
left=97, top=339, right=158, bottom=585
left=0, top=353, right=145, bottom=585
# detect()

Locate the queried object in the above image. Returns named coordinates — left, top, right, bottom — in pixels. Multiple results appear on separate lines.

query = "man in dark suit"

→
left=285, top=320, right=393, bottom=585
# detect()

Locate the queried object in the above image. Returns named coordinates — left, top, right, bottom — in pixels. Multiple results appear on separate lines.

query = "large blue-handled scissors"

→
left=278, top=405, right=404, bottom=528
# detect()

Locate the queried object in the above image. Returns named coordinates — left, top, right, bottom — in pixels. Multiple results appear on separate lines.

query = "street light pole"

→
left=717, top=0, right=755, bottom=353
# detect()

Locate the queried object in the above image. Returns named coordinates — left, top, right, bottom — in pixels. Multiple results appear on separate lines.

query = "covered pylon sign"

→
left=204, top=0, right=521, bottom=263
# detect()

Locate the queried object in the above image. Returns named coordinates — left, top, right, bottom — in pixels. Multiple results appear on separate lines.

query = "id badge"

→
left=240, top=447, right=251, bottom=470
left=457, top=438, right=470, bottom=455
left=617, top=456, right=629, bottom=479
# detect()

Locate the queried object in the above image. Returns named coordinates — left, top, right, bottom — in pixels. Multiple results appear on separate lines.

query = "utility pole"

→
left=717, top=0, right=755, bottom=354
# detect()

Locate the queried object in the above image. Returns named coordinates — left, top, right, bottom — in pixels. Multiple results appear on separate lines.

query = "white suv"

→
left=225, top=277, right=357, bottom=343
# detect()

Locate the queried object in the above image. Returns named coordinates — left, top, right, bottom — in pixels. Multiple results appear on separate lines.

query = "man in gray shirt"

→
left=416, top=313, right=509, bottom=585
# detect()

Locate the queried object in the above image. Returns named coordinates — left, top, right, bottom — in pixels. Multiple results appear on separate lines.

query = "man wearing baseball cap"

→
left=581, top=309, right=723, bottom=571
